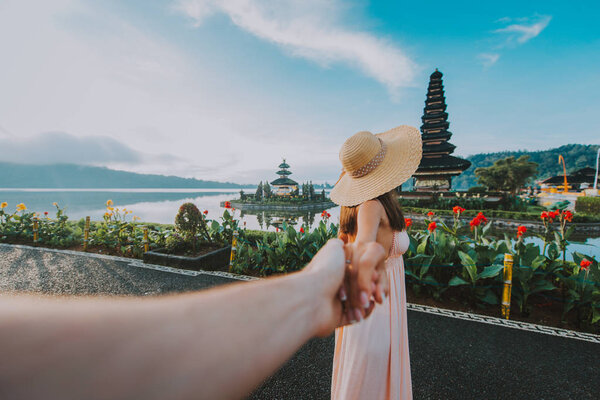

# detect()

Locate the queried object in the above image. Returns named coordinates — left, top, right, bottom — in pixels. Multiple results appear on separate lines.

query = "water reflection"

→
left=240, top=209, right=319, bottom=230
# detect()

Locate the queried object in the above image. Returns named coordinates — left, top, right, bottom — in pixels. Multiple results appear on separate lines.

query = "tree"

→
left=239, top=189, right=246, bottom=201
left=263, top=182, right=272, bottom=198
left=255, top=181, right=263, bottom=201
left=474, top=155, right=538, bottom=193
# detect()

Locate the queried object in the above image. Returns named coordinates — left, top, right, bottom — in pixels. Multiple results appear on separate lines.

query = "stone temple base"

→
left=413, top=177, right=451, bottom=191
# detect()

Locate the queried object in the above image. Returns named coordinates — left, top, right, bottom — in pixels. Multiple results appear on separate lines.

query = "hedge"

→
left=576, top=197, right=600, bottom=215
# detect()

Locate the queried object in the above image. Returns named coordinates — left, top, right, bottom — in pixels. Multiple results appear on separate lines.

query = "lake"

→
left=1, top=188, right=598, bottom=259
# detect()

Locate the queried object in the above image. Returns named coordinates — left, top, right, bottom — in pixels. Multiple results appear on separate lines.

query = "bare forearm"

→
left=0, top=274, right=321, bottom=400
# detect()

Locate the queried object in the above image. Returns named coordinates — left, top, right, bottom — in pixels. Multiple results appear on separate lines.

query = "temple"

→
left=413, top=69, right=471, bottom=191
left=270, top=159, right=299, bottom=196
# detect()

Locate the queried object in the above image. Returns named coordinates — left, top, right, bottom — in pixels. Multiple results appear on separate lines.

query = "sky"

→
left=0, top=0, right=599, bottom=184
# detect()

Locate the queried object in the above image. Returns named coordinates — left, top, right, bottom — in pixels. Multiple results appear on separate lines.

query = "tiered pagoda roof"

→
left=414, top=70, right=471, bottom=185
left=271, top=159, right=298, bottom=187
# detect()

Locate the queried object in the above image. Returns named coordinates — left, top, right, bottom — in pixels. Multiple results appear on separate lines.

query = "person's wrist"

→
left=295, top=267, right=333, bottom=337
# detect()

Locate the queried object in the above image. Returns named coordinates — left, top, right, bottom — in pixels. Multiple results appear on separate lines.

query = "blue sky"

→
left=0, top=0, right=598, bottom=184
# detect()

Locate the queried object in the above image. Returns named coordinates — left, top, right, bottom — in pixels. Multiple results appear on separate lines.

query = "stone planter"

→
left=143, top=245, right=232, bottom=271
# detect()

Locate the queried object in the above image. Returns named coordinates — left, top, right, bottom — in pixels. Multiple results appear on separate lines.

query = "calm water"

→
left=1, top=189, right=598, bottom=259
left=0, top=188, right=338, bottom=231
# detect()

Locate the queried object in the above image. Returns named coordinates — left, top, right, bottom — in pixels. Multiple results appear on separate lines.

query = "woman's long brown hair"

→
left=339, top=190, right=405, bottom=237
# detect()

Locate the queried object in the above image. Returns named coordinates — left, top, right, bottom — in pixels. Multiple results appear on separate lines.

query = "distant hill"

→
left=0, top=163, right=254, bottom=189
left=452, top=144, right=600, bottom=190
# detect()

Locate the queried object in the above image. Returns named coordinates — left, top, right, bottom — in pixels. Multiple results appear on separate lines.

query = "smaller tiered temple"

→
left=413, top=69, right=471, bottom=191
left=270, top=159, right=299, bottom=196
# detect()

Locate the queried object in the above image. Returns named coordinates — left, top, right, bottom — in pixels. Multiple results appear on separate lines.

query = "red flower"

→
left=232, top=207, right=235, bottom=211
left=580, top=259, right=592, bottom=271
left=427, top=211, right=435, bottom=217
left=276, top=227, right=280, bottom=232
left=476, top=212, right=488, bottom=224
left=44, top=211, right=48, bottom=216
left=405, top=218, right=412, bottom=229
left=548, top=210, right=559, bottom=220
left=224, top=201, right=232, bottom=209
left=428, top=221, right=437, bottom=232
left=517, top=225, right=527, bottom=238
left=540, top=211, right=548, bottom=220
left=452, top=206, right=465, bottom=214
left=300, top=227, right=305, bottom=234
left=321, top=211, right=331, bottom=219
left=203, top=210, right=208, bottom=215
left=562, top=210, right=573, bottom=222
left=469, top=212, right=488, bottom=230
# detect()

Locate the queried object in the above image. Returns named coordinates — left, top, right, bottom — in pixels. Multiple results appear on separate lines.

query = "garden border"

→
left=2, top=243, right=599, bottom=344
left=407, top=303, right=600, bottom=344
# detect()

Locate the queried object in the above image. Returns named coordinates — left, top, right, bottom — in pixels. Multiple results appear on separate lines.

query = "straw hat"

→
left=330, top=125, right=422, bottom=207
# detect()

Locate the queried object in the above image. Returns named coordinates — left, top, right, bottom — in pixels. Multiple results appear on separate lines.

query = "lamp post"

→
left=594, top=147, right=600, bottom=191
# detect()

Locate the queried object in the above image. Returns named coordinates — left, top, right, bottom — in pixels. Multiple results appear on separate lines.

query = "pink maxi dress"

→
left=331, top=230, right=412, bottom=400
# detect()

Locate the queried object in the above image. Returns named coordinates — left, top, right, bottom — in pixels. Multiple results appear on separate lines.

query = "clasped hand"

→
left=302, top=239, right=389, bottom=337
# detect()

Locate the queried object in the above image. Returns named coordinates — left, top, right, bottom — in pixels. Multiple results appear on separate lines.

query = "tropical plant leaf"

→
left=478, top=264, right=504, bottom=279
left=448, top=276, right=469, bottom=286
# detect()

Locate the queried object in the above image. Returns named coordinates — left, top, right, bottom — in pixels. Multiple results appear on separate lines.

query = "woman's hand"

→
left=301, top=238, right=386, bottom=336
left=343, top=240, right=389, bottom=322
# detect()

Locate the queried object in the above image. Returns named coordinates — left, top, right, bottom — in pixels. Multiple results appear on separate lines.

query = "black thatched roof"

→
left=416, top=155, right=471, bottom=172
left=271, top=177, right=298, bottom=186
left=541, top=167, right=599, bottom=185
left=422, top=141, right=456, bottom=154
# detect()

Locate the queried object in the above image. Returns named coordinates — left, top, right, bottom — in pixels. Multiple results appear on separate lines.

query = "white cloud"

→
left=173, top=0, right=418, bottom=91
left=0, top=0, right=356, bottom=183
left=494, top=15, right=552, bottom=45
left=477, top=53, right=500, bottom=68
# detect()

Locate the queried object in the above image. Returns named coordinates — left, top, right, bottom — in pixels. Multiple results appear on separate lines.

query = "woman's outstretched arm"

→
left=345, top=200, right=388, bottom=314
left=0, top=239, right=386, bottom=400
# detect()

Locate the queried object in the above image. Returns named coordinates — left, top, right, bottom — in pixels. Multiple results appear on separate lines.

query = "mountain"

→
left=0, top=163, right=254, bottom=189
left=452, top=144, right=600, bottom=190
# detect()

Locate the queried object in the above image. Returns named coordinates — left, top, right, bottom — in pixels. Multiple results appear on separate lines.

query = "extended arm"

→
left=346, top=200, right=388, bottom=313
left=0, top=239, right=385, bottom=400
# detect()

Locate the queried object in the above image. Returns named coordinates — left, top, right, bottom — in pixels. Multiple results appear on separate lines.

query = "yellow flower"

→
left=107, top=206, right=114, bottom=211
left=52, top=202, right=58, bottom=207
left=16, top=203, right=26, bottom=212
left=0, top=202, right=7, bottom=209
left=133, top=216, right=140, bottom=221
left=106, top=199, right=113, bottom=207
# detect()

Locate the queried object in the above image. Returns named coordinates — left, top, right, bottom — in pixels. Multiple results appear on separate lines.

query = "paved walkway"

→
left=1, top=244, right=599, bottom=399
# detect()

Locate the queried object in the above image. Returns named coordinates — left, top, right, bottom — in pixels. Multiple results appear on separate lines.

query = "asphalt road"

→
left=1, top=244, right=598, bottom=399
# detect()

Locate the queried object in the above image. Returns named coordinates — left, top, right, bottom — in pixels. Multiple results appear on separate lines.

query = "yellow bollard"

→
left=33, top=216, right=39, bottom=244
left=229, top=230, right=238, bottom=272
left=83, top=216, right=90, bottom=251
left=501, top=253, right=514, bottom=319
left=143, top=227, right=149, bottom=253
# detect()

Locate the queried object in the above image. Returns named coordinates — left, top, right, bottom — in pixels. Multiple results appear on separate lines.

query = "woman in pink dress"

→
left=329, top=126, right=422, bottom=400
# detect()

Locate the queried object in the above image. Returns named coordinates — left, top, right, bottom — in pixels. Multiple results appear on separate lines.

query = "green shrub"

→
left=467, top=186, right=487, bottom=194
left=576, top=197, right=600, bottom=215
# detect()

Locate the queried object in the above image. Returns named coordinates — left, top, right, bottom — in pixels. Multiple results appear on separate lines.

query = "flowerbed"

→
left=0, top=200, right=238, bottom=259
left=234, top=208, right=600, bottom=332
left=1, top=200, right=598, bottom=332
